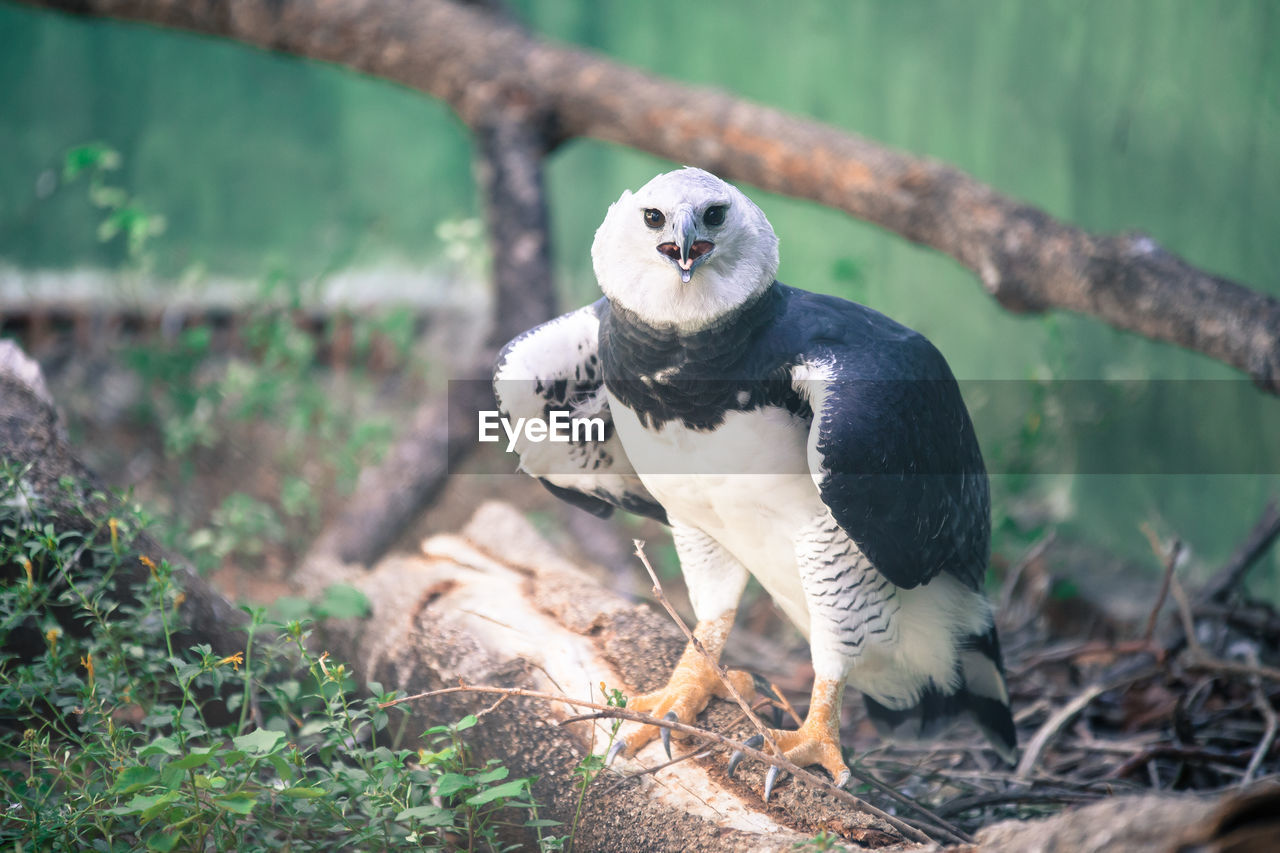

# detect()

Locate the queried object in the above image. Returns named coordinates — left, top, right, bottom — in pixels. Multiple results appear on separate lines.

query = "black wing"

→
left=793, top=339, right=989, bottom=591
left=494, top=300, right=668, bottom=524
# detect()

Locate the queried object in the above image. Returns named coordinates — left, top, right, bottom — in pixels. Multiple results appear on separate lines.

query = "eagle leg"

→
left=727, top=676, right=850, bottom=799
left=608, top=613, right=756, bottom=760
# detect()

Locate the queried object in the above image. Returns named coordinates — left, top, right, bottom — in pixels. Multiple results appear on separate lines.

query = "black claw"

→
left=661, top=711, right=678, bottom=759
left=751, top=674, right=783, bottom=705
left=606, top=738, right=627, bottom=766
left=750, top=674, right=786, bottom=727
left=726, top=734, right=764, bottom=779
left=763, top=764, right=784, bottom=803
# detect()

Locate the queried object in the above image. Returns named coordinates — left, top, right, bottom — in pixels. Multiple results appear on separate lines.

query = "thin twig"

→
left=936, top=789, right=1100, bottom=818
left=1243, top=650, right=1278, bottom=787
left=383, top=682, right=954, bottom=845
left=997, top=530, right=1055, bottom=624
left=1140, top=523, right=1182, bottom=643
left=631, top=540, right=779, bottom=756
left=598, top=746, right=715, bottom=794
left=1197, top=500, right=1280, bottom=605
left=474, top=693, right=510, bottom=721
left=1171, top=575, right=1280, bottom=683
left=1016, top=682, right=1109, bottom=780
left=767, top=681, right=805, bottom=729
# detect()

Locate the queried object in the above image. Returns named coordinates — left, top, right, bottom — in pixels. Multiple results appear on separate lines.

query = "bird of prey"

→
left=493, top=167, right=1016, bottom=797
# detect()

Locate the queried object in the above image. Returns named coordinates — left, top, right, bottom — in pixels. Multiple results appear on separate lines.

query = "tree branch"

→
left=15, top=0, right=1280, bottom=390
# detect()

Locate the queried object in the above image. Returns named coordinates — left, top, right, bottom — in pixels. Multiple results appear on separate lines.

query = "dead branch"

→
left=1139, top=524, right=1183, bottom=644
left=15, top=0, right=1280, bottom=391
left=631, top=540, right=779, bottom=759
left=385, top=682, right=951, bottom=845
left=1197, top=501, right=1280, bottom=606
left=1015, top=682, right=1110, bottom=781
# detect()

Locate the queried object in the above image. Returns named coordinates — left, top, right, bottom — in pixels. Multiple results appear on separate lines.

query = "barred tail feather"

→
left=863, top=626, right=1017, bottom=763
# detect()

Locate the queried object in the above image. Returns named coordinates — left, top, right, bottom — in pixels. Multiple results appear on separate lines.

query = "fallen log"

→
left=322, top=501, right=910, bottom=850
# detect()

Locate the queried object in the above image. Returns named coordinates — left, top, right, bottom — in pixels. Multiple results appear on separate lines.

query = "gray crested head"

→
left=591, top=167, right=780, bottom=332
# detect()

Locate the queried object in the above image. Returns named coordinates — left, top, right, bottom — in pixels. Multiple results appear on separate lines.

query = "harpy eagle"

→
left=494, top=167, right=1016, bottom=796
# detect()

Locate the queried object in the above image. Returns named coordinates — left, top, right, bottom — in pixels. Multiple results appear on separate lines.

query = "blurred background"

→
left=1, top=0, right=1277, bottom=606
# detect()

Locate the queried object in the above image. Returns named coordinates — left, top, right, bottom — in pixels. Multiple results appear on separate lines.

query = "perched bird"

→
left=494, top=167, right=1016, bottom=797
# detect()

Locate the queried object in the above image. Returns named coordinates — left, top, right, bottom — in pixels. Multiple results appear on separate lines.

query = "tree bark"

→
left=0, top=341, right=248, bottom=657
left=14, top=0, right=1280, bottom=392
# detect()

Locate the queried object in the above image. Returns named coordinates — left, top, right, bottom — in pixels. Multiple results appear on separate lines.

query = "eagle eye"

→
left=642, top=208, right=666, bottom=229
left=703, top=205, right=727, bottom=227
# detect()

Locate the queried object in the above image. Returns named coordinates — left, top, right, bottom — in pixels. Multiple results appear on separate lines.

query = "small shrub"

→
left=0, top=462, right=545, bottom=851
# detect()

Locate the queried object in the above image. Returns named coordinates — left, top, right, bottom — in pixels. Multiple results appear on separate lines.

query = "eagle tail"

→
left=863, top=625, right=1017, bottom=764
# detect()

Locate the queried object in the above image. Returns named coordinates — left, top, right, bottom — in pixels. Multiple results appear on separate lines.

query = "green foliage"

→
left=793, top=829, right=841, bottom=850
left=61, top=141, right=167, bottom=266
left=538, top=683, right=626, bottom=852
left=55, top=145, right=405, bottom=571
left=0, top=462, right=544, bottom=851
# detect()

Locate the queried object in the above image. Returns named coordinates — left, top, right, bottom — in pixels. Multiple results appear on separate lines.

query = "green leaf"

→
left=169, top=748, right=214, bottom=771
left=472, top=765, right=509, bottom=785
left=317, top=584, right=370, bottom=620
left=146, top=832, right=181, bottom=852
left=138, top=736, right=181, bottom=758
left=453, top=714, right=478, bottom=732
left=63, top=142, right=120, bottom=181
left=434, top=773, right=473, bottom=798
left=465, top=778, right=529, bottom=806
left=141, top=790, right=182, bottom=822
left=265, top=752, right=294, bottom=783
left=213, top=793, right=257, bottom=815
left=396, top=804, right=455, bottom=826
left=278, top=786, right=326, bottom=798
left=111, top=765, right=160, bottom=795
left=273, top=596, right=311, bottom=622
left=233, top=728, right=285, bottom=755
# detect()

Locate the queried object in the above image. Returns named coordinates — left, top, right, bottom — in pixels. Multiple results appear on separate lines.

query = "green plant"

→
left=793, top=829, right=841, bottom=850
left=537, top=683, right=625, bottom=853
left=53, top=144, right=409, bottom=571
left=62, top=141, right=167, bottom=266
left=0, top=462, right=543, bottom=851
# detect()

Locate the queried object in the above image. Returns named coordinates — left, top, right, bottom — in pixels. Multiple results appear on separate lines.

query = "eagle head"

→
left=591, top=167, right=780, bottom=331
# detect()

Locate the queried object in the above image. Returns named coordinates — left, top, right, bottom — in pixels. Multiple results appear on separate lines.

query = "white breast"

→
left=607, top=393, right=824, bottom=634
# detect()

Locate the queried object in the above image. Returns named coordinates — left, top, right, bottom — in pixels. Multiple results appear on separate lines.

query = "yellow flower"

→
left=108, top=517, right=119, bottom=551
left=172, top=591, right=186, bottom=611
left=139, top=554, right=157, bottom=579
left=80, top=653, right=95, bottom=688
left=21, top=557, right=33, bottom=588
left=45, top=627, right=60, bottom=656
left=218, top=652, right=245, bottom=672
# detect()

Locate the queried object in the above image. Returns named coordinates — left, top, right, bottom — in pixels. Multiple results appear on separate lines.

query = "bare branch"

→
left=383, top=681, right=954, bottom=845
left=631, top=540, right=778, bottom=757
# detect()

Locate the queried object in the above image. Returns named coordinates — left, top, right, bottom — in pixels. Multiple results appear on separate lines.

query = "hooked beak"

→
left=657, top=208, right=714, bottom=283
